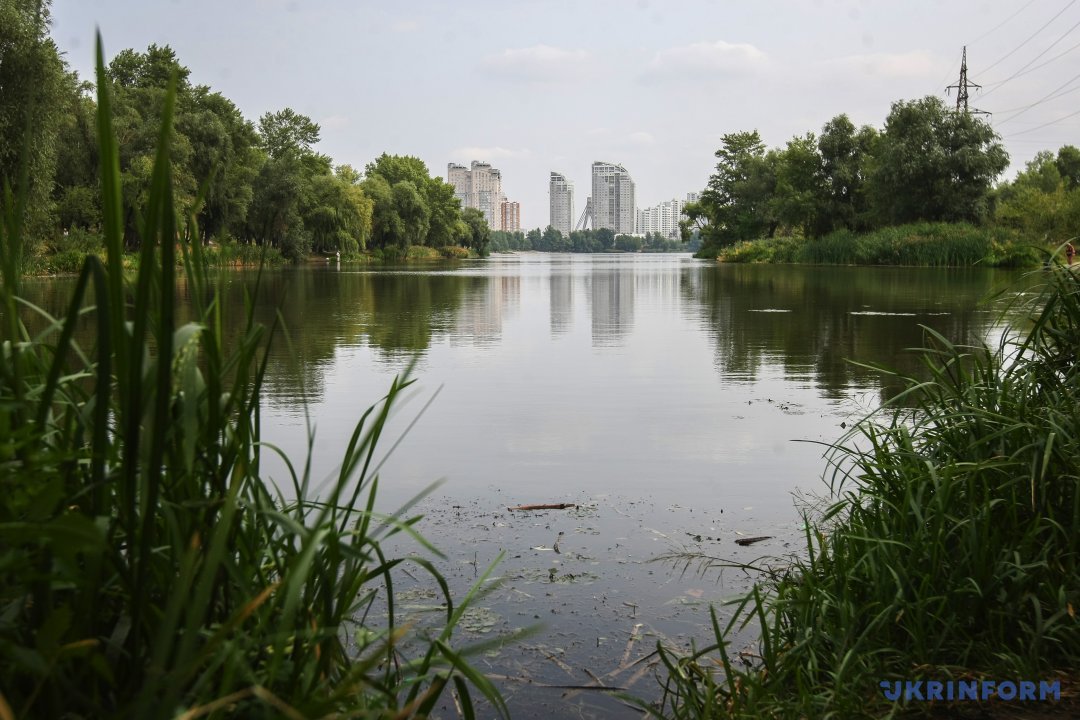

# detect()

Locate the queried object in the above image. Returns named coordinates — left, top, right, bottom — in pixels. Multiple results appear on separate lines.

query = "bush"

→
left=439, top=244, right=470, bottom=259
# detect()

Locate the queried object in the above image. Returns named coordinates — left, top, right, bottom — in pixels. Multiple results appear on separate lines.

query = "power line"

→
left=990, top=82, right=1080, bottom=113
left=978, top=0, right=1076, bottom=76
left=1004, top=106, right=1080, bottom=136
left=982, top=37, right=1080, bottom=88
left=968, top=0, right=1039, bottom=46
left=994, top=69, right=1080, bottom=125
left=978, top=17, right=1080, bottom=97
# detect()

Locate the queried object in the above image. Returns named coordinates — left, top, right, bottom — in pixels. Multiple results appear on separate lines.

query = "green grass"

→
left=714, top=222, right=1044, bottom=268
left=0, top=34, right=504, bottom=719
left=648, top=264, right=1080, bottom=718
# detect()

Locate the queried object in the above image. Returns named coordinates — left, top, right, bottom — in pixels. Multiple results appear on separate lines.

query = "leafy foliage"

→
left=0, top=33, right=506, bottom=719
left=650, top=264, right=1080, bottom=718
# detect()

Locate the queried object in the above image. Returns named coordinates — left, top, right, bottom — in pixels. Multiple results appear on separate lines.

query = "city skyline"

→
left=49, top=1, right=1080, bottom=229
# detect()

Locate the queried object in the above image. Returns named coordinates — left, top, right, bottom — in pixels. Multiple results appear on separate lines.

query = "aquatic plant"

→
left=648, top=263, right=1080, bottom=717
left=0, top=35, right=504, bottom=719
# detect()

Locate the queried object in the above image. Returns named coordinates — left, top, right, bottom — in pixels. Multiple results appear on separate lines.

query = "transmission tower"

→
left=946, top=46, right=990, bottom=117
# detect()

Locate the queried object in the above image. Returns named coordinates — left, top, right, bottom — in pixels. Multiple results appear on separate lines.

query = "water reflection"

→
left=14, top=257, right=1020, bottom=406
left=688, top=264, right=1015, bottom=400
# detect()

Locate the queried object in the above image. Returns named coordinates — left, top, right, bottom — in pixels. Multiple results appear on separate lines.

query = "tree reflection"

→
left=686, top=264, right=1019, bottom=400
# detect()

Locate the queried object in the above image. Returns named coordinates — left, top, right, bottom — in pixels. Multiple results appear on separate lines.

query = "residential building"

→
left=447, top=160, right=516, bottom=231
left=637, top=198, right=687, bottom=239
left=500, top=200, right=521, bottom=233
left=591, top=161, right=636, bottom=234
left=549, top=171, right=575, bottom=237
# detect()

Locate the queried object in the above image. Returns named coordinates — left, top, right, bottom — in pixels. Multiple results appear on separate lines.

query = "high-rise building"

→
left=500, top=200, right=521, bottom=233
left=637, top=198, right=689, bottom=239
left=549, top=172, right=574, bottom=237
left=447, top=160, right=517, bottom=231
left=447, top=163, right=470, bottom=208
left=591, top=161, right=636, bottom=234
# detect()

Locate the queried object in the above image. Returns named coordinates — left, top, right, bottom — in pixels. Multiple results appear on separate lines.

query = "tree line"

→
left=685, top=94, right=1079, bottom=257
left=490, top=227, right=692, bottom=253
left=1, top=1, right=489, bottom=264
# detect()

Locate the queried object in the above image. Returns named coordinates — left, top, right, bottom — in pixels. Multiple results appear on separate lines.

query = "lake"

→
left=20, top=253, right=1026, bottom=717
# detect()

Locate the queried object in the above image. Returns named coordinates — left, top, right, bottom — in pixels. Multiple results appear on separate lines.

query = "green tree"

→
left=817, top=114, right=878, bottom=233
left=690, top=131, right=778, bottom=254
left=363, top=153, right=462, bottom=247
left=258, top=107, right=320, bottom=159
left=247, top=152, right=310, bottom=260
left=461, top=207, right=490, bottom=256
left=182, top=87, right=263, bottom=240
left=0, top=0, right=68, bottom=240
left=1056, top=145, right=1080, bottom=190
left=868, top=96, right=1008, bottom=225
left=770, top=133, right=822, bottom=236
left=995, top=149, right=1080, bottom=243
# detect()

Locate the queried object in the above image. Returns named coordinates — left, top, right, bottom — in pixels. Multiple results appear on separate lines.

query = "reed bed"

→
left=717, top=222, right=1041, bottom=268
left=648, top=262, right=1080, bottom=718
left=0, top=37, right=502, bottom=719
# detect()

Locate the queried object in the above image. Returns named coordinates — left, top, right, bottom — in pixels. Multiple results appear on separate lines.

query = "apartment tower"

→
left=549, top=172, right=574, bottom=237
left=591, top=161, right=636, bottom=234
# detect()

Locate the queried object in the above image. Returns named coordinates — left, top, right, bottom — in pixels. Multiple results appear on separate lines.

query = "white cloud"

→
left=643, top=40, right=767, bottom=80
left=481, top=45, right=591, bottom=82
left=624, top=131, right=655, bottom=145
left=391, top=19, right=419, bottom=33
left=450, top=146, right=533, bottom=161
left=820, top=51, right=938, bottom=79
left=320, top=114, right=350, bottom=131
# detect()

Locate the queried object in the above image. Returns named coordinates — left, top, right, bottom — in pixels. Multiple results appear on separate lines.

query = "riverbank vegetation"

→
left=2, top=1, right=490, bottom=275
left=0, top=25, right=505, bottom=719
left=687, top=96, right=1077, bottom=267
left=651, top=264, right=1080, bottom=717
left=489, top=227, right=696, bottom=254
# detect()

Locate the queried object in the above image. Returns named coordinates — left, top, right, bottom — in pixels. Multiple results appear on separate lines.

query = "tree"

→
left=690, top=131, right=778, bottom=254
left=258, top=108, right=320, bottom=159
left=770, top=133, right=822, bottom=237
left=182, top=87, right=263, bottom=240
left=1056, top=145, right=1080, bottom=190
left=461, top=207, right=490, bottom=256
left=817, top=114, right=878, bottom=233
left=868, top=96, right=1008, bottom=225
left=0, top=0, right=68, bottom=239
left=995, top=148, right=1080, bottom=243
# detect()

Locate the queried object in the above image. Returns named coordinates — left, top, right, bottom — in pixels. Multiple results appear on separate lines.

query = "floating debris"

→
left=735, top=536, right=773, bottom=546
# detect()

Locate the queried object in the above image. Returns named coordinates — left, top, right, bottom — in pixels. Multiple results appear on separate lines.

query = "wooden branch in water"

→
left=507, top=503, right=577, bottom=511
left=735, top=536, right=773, bottom=546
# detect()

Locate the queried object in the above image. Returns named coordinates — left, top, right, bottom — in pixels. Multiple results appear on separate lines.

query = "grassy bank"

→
left=710, top=222, right=1045, bottom=268
left=650, top=265, right=1080, bottom=717
left=1, top=38, right=502, bottom=718
left=28, top=230, right=287, bottom=275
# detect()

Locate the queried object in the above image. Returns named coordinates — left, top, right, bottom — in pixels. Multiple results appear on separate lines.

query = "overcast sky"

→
left=49, top=0, right=1080, bottom=229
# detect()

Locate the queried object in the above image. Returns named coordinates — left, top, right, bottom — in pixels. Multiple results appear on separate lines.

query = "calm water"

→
left=19, top=254, right=1025, bottom=716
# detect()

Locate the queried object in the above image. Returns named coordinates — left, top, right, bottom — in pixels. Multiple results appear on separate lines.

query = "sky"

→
left=48, top=0, right=1080, bottom=230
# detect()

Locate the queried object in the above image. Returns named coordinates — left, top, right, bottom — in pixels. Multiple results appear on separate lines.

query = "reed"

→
left=0, top=35, right=503, bottom=719
left=648, top=260, right=1080, bottom=717
left=716, top=222, right=1042, bottom=268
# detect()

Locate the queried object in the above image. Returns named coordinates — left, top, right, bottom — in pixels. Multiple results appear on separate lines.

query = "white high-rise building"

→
left=591, top=161, right=636, bottom=235
left=637, top=198, right=690, bottom=239
left=447, top=163, right=470, bottom=208
left=447, top=160, right=515, bottom=231
left=549, top=172, right=574, bottom=237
